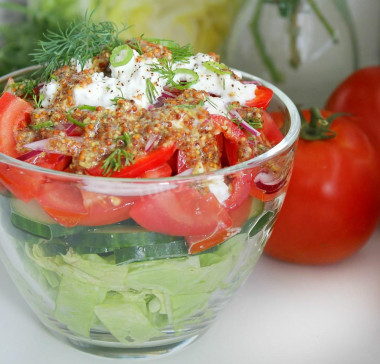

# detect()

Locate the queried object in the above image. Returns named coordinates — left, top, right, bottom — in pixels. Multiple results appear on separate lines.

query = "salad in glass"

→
left=0, top=14, right=300, bottom=358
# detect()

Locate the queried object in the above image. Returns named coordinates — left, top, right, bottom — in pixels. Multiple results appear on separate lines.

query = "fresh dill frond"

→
left=128, top=35, right=144, bottom=55
left=32, top=93, right=44, bottom=108
left=102, top=132, right=134, bottom=175
left=167, top=43, right=194, bottom=63
left=11, top=79, right=38, bottom=99
left=205, top=96, right=218, bottom=110
left=31, top=10, right=129, bottom=81
left=110, top=88, right=125, bottom=105
left=247, top=117, right=263, bottom=129
left=149, top=58, right=175, bottom=82
left=145, top=79, right=159, bottom=104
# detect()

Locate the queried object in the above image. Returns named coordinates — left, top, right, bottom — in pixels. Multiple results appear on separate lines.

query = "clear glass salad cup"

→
left=0, top=67, right=300, bottom=359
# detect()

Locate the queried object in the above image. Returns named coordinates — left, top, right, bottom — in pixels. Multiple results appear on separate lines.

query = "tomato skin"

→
left=35, top=182, right=88, bottom=227
left=245, top=85, right=273, bottom=109
left=129, top=187, right=232, bottom=237
left=223, top=173, right=252, bottom=211
left=79, top=189, right=135, bottom=226
left=0, top=92, right=33, bottom=158
left=265, top=110, right=380, bottom=265
left=140, top=162, right=172, bottom=178
left=325, top=66, right=380, bottom=154
left=261, top=110, right=284, bottom=145
left=87, top=144, right=176, bottom=178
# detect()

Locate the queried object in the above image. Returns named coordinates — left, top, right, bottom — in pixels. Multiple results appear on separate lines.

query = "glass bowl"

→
left=0, top=66, right=300, bottom=359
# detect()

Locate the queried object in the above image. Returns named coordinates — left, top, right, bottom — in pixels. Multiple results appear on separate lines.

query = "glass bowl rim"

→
left=0, top=65, right=300, bottom=183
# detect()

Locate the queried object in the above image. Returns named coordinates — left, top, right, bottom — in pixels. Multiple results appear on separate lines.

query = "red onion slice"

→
left=229, top=109, right=261, bottom=137
left=145, top=135, right=158, bottom=152
left=176, top=168, right=194, bottom=176
left=254, top=171, right=287, bottom=194
left=161, top=90, right=176, bottom=99
left=23, top=139, right=48, bottom=151
left=241, top=80, right=260, bottom=85
left=16, top=150, right=42, bottom=161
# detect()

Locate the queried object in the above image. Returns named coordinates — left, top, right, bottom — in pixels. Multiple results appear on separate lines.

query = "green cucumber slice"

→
left=114, top=239, right=188, bottom=264
left=10, top=198, right=84, bottom=239
left=37, top=239, right=69, bottom=257
left=66, top=226, right=183, bottom=254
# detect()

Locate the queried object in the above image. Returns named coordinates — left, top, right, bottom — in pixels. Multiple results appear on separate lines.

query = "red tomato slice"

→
left=223, top=173, right=253, bottom=211
left=0, top=163, right=45, bottom=202
left=35, top=182, right=87, bottom=227
left=0, top=152, right=72, bottom=202
left=87, top=143, right=176, bottom=178
left=245, top=85, right=273, bottom=109
left=186, top=227, right=238, bottom=255
left=229, top=195, right=255, bottom=227
left=0, top=92, right=33, bottom=158
left=27, top=153, right=72, bottom=171
left=79, top=189, right=136, bottom=226
left=261, top=110, right=284, bottom=145
left=129, top=187, right=232, bottom=236
left=208, top=114, right=246, bottom=143
left=141, top=162, right=172, bottom=178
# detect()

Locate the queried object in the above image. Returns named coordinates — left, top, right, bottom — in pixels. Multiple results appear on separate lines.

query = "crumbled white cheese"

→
left=41, top=50, right=257, bottom=111
left=207, top=176, right=230, bottom=204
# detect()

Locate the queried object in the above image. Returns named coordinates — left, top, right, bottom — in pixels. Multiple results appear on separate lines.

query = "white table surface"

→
left=1, top=226, right=379, bottom=364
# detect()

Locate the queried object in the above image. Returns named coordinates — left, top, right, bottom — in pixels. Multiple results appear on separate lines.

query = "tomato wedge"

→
left=141, top=162, right=172, bottom=178
left=0, top=92, right=33, bottom=158
left=261, top=110, right=284, bottom=145
left=35, top=182, right=87, bottom=227
left=87, top=143, right=176, bottom=178
left=129, top=186, right=232, bottom=236
left=79, top=189, right=136, bottom=226
left=245, top=85, right=273, bottom=109
left=223, top=173, right=253, bottom=211
left=186, top=227, right=239, bottom=255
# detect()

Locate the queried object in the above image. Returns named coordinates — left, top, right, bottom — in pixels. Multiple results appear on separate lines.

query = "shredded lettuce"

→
left=25, top=233, right=250, bottom=342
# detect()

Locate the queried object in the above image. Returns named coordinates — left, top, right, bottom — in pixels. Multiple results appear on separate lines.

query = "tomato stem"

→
left=299, top=107, right=339, bottom=141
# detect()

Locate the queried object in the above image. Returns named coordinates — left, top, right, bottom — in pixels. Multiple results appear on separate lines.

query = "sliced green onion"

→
left=110, top=44, right=133, bottom=68
left=145, top=37, right=180, bottom=49
left=67, top=105, right=97, bottom=128
left=203, top=61, right=232, bottom=75
left=145, top=79, right=159, bottom=104
left=29, top=121, right=54, bottom=130
left=171, top=68, right=199, bottom=90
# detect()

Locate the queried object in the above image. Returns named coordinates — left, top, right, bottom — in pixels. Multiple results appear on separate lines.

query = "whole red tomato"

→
left=264, top=108, right=380, bottom=265
left=325, top=66, right=380, bottom=153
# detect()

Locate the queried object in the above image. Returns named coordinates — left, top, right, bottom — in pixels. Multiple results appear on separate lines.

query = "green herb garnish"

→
left=110, top=44, right=133, bottom=68
left=145, top=79, right=159, bottom=104
left=67, top=105, right=97, bottom=128
left=102, top=132, right=134, bottom=175
left=32, top=93, right=44, bottom=108
left=128, top=36, right=144, bottom=55
left=150, top=59, right=199, bottom=90
left=29, top=120, right=54, bottom=130
left=31, top=10, right=129, bottom=81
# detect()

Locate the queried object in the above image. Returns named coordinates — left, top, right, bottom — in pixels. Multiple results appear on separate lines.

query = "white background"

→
left=1, top=226, right=379, bottom=364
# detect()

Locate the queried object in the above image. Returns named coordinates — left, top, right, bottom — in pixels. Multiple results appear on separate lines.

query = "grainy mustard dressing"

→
left=14, top=39, right=270, bottom=176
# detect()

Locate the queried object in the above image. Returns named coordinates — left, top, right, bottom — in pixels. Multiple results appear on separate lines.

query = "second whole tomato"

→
left=264, top=108, right=380, bottom=265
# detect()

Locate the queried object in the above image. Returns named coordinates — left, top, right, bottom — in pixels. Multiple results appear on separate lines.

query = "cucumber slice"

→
left=10, top=198, right=84, bottom=240
left=243, top=210, right=274, bottom=237
left=115, top=239, right=188, bottom=264
left=66, top=226, right=183, bottom=254
left=37, top=239, right=69, bottom=257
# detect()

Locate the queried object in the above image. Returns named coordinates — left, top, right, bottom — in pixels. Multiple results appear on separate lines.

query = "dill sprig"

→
left=31, top=10, right=129, bottom=81
left=101, top=132, right=134, bottom=175
left=168, top=43, right=194, bottom=63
